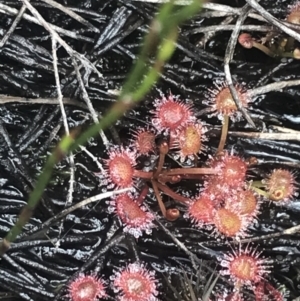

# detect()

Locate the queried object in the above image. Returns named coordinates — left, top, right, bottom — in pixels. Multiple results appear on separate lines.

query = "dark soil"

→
left=0, top=0, right=300, bottom=300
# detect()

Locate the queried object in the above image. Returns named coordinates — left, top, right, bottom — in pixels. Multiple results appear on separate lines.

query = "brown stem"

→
left=278, top=49, right=300, bottom=59
left=285, top=37, right=295, bottom=52
left=277, top=37, right=288, bottom=54
left=156, top=182, right=190, bottom=203
left=136, top=185, right=149, bottom=204
left=154, top=141, right=169, bottom=177
left=179, top=174, right=211, bottom=180
left=238, top=33, right=275, bottom=57
left=163, top=168, right=216, bottom=176
left=252, top=41, right=276, bottom=57
left=151, top=180, right=167, bottom=217
left=133, top=169, right=153, bottom=179
left=217, top=114, right=229, bottom=154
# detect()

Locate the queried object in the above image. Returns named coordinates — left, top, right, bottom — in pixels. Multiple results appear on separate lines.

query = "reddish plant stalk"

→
left=217, top=114, right=229, bottom=154
left=133, top=170, right=153, bottom=179
left=163, top=168, right=217, bottom=176
left=136, top=185, right=150, bottom=204
left=154, top=141, right=169, bottom=177
left=156, top=182, right=190, bottom=203
left=151, top=180, right=167, bottom=217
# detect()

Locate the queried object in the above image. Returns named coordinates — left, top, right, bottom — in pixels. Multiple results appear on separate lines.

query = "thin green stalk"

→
left=0, top=135, right=75, bottom=256
left=121, top=0, right=175, bottom=95
left=250, top=186, right=269, bottom=198
left=251, top=180, right=265, bottom=188
left=0, top=0, right=203, bottom=257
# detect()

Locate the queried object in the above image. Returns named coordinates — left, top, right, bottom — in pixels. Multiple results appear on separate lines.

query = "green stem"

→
left=250, top=186, right=269, bottom=198
left=251, top=180, right=265, bottom=188
left=0, top=135, right=75, bottom=256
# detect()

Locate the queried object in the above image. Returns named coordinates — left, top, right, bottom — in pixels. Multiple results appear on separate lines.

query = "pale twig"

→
left=52, top=38, right=76, bottom=247
left=21, top=188, right=131, bottom=240
left=20, top=0, right=102, bottom=79
left=78, top=145, right=105, bottom=172
left=131, top=0, right=193, bottom=4
left=224, top=4, right=255, bottom=127
left=72, top=57, right=109, bottom=147
left=202, top=3, right=242, bottom=12
left=254, top=62, right=290, bottom=88
left=130, top=0, right=236, bottom=10
left=52, top=40, right=71, bottom=137
left=0, top=95, right=87, bottom=109
left=130, top=0, right=265, bottom=21
left=3, top=30, right=106, bottom=172
left=130, top=0, right=300, bottom=27
left=193, top=24, right=272, bottom=34
left=248, top=79, right=300, bottom=97
left=202, top=4, right=267, bottom=23
left=229, top=131, right=300, bottom=141
left=0, top=4, right=27, bottom=47
left=197, top=16, right=235, bottom=48
left=270, top=125, right=300, bottom=134
left=199, top=11, right=265, bottom=21
left=0, top=3, right=93, bottom=43
left=40, top=0, right=99, bottom=32
left=239, top=224, right=300, bottom=244
left=143, top=202, right=202, bottom=270
left=131, top=0, right=242, bottom=13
